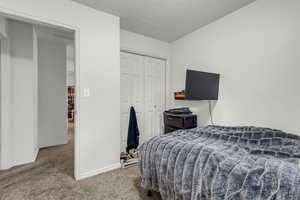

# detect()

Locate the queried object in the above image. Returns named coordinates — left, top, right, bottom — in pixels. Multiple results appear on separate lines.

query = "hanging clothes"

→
left=126, top=106, right=140, bottom=153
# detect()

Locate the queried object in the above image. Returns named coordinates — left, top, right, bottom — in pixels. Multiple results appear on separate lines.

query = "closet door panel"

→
left=144, top=57, right=165, bottom=140
left=120, top=52, right=145, bottom=152
left=155, top=59, right=166, bottom=134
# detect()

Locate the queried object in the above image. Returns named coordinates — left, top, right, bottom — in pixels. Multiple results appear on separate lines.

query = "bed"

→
left=139, top=126, right=300, bottom=200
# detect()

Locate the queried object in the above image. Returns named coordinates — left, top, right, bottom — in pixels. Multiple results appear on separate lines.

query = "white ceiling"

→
left=72, top=0, right=256, bottom=42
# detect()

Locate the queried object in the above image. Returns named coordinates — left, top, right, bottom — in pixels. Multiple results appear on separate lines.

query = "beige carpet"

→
left=0, top=125, right=161, bottom=200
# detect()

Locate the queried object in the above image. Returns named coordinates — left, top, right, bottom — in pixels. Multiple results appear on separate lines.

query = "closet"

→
left=120, top=51, right=166, bottom=152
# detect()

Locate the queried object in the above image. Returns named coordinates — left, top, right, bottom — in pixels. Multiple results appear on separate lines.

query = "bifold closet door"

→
left=120, top=52, right=165, bottom=152
left=143, top=57, right=165, bottom=143
left=120, top=52, right=145, bottom=152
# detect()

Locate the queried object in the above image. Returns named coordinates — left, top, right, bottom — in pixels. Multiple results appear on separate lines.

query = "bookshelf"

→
left=68, top=86, right=75, bottom=122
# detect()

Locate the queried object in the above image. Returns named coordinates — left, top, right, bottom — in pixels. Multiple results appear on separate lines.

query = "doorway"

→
left=0, top=15, right=78, bottom=179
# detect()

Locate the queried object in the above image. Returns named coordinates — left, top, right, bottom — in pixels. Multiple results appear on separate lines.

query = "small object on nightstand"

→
left=164, top=111, right=197, bottom=134
left=165, top=107, right=192, bottom=115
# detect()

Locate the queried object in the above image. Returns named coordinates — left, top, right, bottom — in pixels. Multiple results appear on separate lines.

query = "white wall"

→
left=67, top=44, right=75, bottom=86
left=0, top=18, right=2, bottom=169
left=0, top=16, right=7, bottom=38
left=0, top=18, right=12, bottom=170
left=0, top=16, right=4, bottom=169
left=120, top=29, right=170, bottom=59
left=8, top=19, right=38, bottom=166
left=33, top=26, right=39, bottom=157
left=120, top=29, right=172, bottom=108
left=0, top=0, right=120, bottom=179
left=38, top=39, right=67, bottom=148
left=171, top=0, right=300, bottom=134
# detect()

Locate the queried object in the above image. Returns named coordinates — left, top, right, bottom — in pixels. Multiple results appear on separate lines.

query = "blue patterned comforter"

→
left=139, top=126, right=300, bottom=200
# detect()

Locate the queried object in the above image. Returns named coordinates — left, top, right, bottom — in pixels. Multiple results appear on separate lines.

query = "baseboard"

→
left=13, top=149, right=40, bottom=167
left=39, top=140, right=68, bottom=149
left=78, top=162, right=121, bottom=180
left=33, top=148, right=39, bottom=161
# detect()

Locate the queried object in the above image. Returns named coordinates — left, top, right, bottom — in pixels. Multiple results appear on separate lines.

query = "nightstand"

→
left=164, top=112, right=197, bottom=134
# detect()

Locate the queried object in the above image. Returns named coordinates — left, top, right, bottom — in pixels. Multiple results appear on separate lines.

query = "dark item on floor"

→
left=126, top=106, right=140, bottom=153
left=147, top=190, right=153, bottom=197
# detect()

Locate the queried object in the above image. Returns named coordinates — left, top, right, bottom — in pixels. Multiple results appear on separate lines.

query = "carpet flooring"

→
left=0, top=124, right=161, bottom=200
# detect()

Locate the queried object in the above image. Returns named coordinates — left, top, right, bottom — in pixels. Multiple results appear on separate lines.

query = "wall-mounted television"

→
left=185, top=69, right=220, bottom=100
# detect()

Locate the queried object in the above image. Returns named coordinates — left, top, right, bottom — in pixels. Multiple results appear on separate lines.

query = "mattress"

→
left=139, top=126, right=300, bottom=200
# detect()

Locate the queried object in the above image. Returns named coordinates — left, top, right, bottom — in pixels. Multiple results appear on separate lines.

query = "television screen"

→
left=185, top=70, right=220, bottom=100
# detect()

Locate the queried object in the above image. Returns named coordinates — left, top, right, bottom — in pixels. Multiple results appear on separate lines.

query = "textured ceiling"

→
left=72, top=0, right=256, bottom=42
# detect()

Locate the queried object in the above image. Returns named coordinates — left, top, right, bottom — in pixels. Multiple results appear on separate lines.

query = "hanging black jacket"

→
left=126, top=106, right=140, bottom=153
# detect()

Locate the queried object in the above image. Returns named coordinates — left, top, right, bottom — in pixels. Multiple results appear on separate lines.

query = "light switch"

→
left=83, top=88, right=90, bottom=97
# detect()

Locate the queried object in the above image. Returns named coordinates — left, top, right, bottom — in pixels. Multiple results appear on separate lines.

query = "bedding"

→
left=139, top=126, right=300, bottom=200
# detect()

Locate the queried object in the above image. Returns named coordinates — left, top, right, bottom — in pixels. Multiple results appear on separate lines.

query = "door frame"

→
left=0, top=7, right=81, bottom=179
left=120, top=49, right=168, bottom=145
